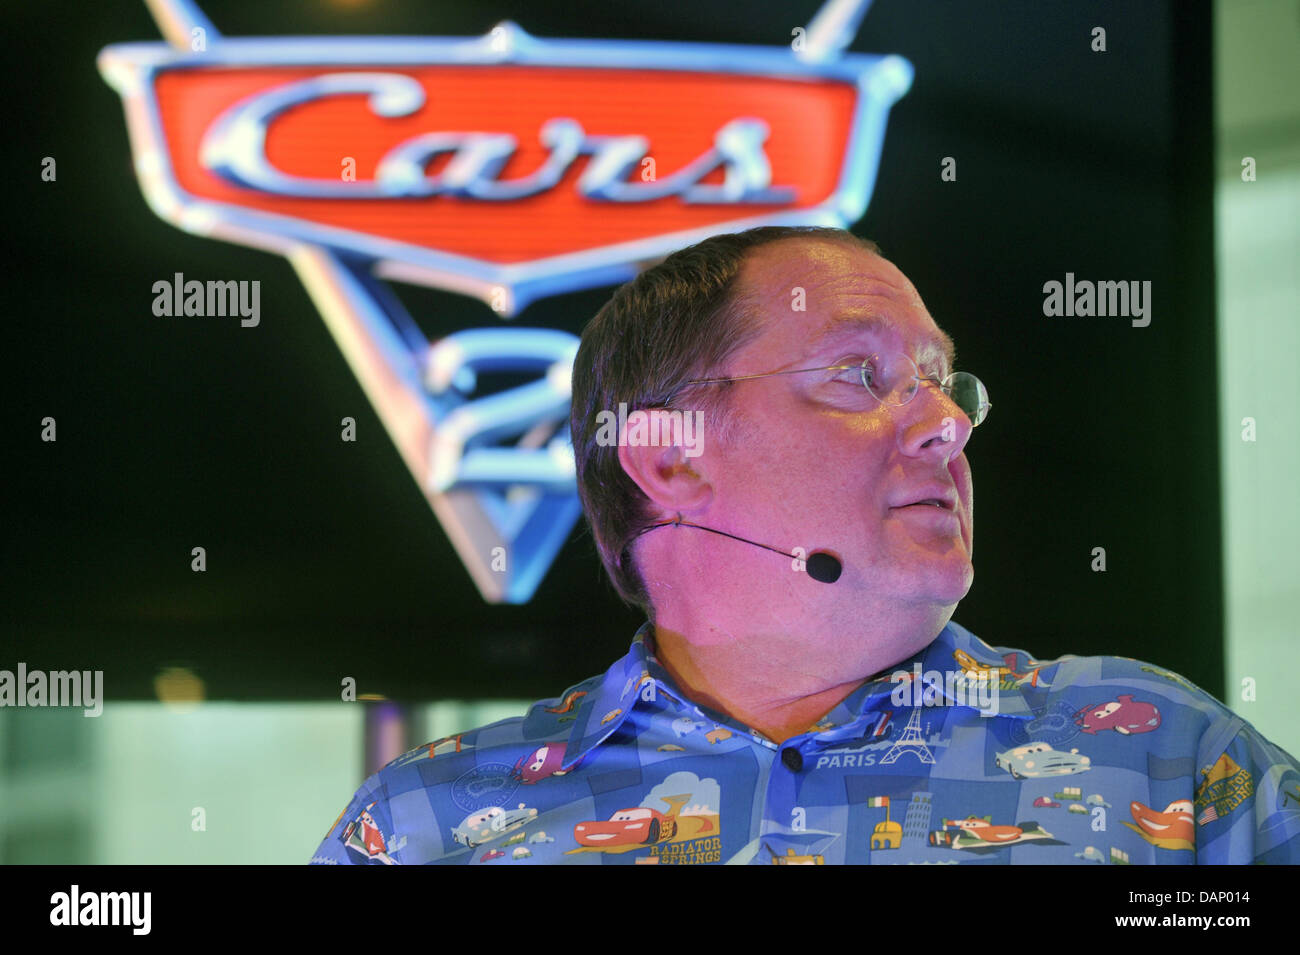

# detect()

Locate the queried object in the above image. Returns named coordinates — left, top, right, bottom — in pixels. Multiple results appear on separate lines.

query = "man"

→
left=311, top=226, right=1300, bottom=865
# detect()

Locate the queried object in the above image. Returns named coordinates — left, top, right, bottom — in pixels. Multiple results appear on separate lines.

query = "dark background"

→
left=3, top=0, right=1218, bottom=702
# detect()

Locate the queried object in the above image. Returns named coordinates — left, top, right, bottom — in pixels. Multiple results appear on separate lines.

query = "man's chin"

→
left=920, top=558, right=975, bottom=604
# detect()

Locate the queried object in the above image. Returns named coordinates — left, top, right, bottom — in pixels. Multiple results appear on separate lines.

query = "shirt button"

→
left=781, top=747, right=803, bottom=772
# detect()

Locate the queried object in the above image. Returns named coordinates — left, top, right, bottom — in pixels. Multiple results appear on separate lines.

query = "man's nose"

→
left=900, top=379, right=972, bottom=455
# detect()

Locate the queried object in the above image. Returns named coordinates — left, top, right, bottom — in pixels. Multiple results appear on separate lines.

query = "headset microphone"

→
left=633, top=516, right=843, bottom=584
left=804, top=551, right=844, bottom=584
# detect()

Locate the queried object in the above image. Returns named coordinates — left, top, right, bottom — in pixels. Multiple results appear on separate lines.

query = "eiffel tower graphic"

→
left=880, top=708, right=935, bottom=764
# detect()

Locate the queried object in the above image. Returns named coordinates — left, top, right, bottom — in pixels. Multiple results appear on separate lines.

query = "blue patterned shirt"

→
left=310, top=620, right=1300, bottom=864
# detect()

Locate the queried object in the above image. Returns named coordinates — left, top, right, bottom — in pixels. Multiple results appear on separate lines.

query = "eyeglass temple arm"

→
left=684, top=362, right=861, bottom=386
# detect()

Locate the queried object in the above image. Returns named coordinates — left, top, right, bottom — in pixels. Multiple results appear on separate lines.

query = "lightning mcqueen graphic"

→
left=574, top=807, right=678, bottom=847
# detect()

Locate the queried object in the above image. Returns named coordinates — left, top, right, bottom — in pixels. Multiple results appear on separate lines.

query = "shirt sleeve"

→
left=308, top=773, right=400, bottom=866
left=1195, top=721, right=1300, bottom=864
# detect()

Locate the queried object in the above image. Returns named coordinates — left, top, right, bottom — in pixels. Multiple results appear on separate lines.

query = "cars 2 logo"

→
left=99, top=0, right=911, bottom=602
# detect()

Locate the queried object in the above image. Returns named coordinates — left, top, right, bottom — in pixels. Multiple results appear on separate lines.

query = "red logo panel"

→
left=154, top=66, right=856, bottom=263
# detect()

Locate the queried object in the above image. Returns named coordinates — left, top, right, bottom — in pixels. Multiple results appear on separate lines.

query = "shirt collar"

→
left=562, top=619, right=1044, bottom=765
left=825, top=620, right=1045, bottom=725
left=561, top=622, right=683, bottom=767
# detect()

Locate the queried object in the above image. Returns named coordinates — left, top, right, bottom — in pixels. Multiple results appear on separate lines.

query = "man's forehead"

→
left=812, top=311, right=956, bottom=370
left=743, top=236, right=902, bottom=288
left=738, top=239, right=955, bottom=368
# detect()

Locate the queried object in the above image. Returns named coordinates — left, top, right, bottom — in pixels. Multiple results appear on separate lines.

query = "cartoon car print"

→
left=929, top=817, right=1054, bottom=850
left=452, top=804, right=538, bottom=849
left=952, top=649, right=1012, bottom=679
left=995, top=741, right=1091, bottom=779
left=388, top=734, right=465, bottom=768
left=1073, top=694, right=1161, bottom=735
left=1126, top=799, right=1194, bottom=849
left=543, top=690, right=587, bottom=714
left=1068, top=803, right=1088, bottom=814
left=574, top=807, right=678, bottom=847
left=345, top=808, right=388, bottom=857
left=953, top=649, right=1047, bottom=687
left=628, top=673, right=657, bottom=699
left=480, top=849, right=505, bottom=861
left=929, top=828, right=957, bottom=847
left=705, top=726, right=732, bottom=744
left=1032, top=796, right=1060, bottom=808
left=512, top=846, right=531, bottom=859
left=942, top=816, right=1025, bottom=843
left=671, top=716, right=705, bottom=738
left=1074, top=846, right=1106, bottom=863
left=511, top=744, right=570, bottom=784
left=1086, top=793, right=1111, bottom=807
left=340, top=803, right=403, bottom=864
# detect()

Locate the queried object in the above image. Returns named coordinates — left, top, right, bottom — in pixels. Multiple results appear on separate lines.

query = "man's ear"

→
left=617, top=431, right=712, bottom=516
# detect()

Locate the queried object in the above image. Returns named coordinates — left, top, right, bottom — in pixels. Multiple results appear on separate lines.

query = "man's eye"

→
left=830, top=358, right=864, bottom=384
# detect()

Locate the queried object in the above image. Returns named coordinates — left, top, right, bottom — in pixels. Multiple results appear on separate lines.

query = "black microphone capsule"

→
left=806, top=552, right=843, bottom=584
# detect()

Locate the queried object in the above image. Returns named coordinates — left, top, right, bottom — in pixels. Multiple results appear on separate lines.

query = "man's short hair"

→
left=569, top=225, right=881, bottom=616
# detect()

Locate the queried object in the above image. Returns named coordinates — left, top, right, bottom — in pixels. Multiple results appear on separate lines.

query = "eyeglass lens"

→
left=860, top=354, right=989, bottom=426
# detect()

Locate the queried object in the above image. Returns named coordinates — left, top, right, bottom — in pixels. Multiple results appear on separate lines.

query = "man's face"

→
left=703, top=238, right=975, bottom=612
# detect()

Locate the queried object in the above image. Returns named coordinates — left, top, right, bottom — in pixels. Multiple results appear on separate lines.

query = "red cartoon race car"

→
left=574, top=807, right=678, bottom=847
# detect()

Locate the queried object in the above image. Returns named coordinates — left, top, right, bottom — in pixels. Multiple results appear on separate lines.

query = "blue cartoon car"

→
left=994, top=741, right=1091, bottom=779
left=452, top=804, right=538, bottom=849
